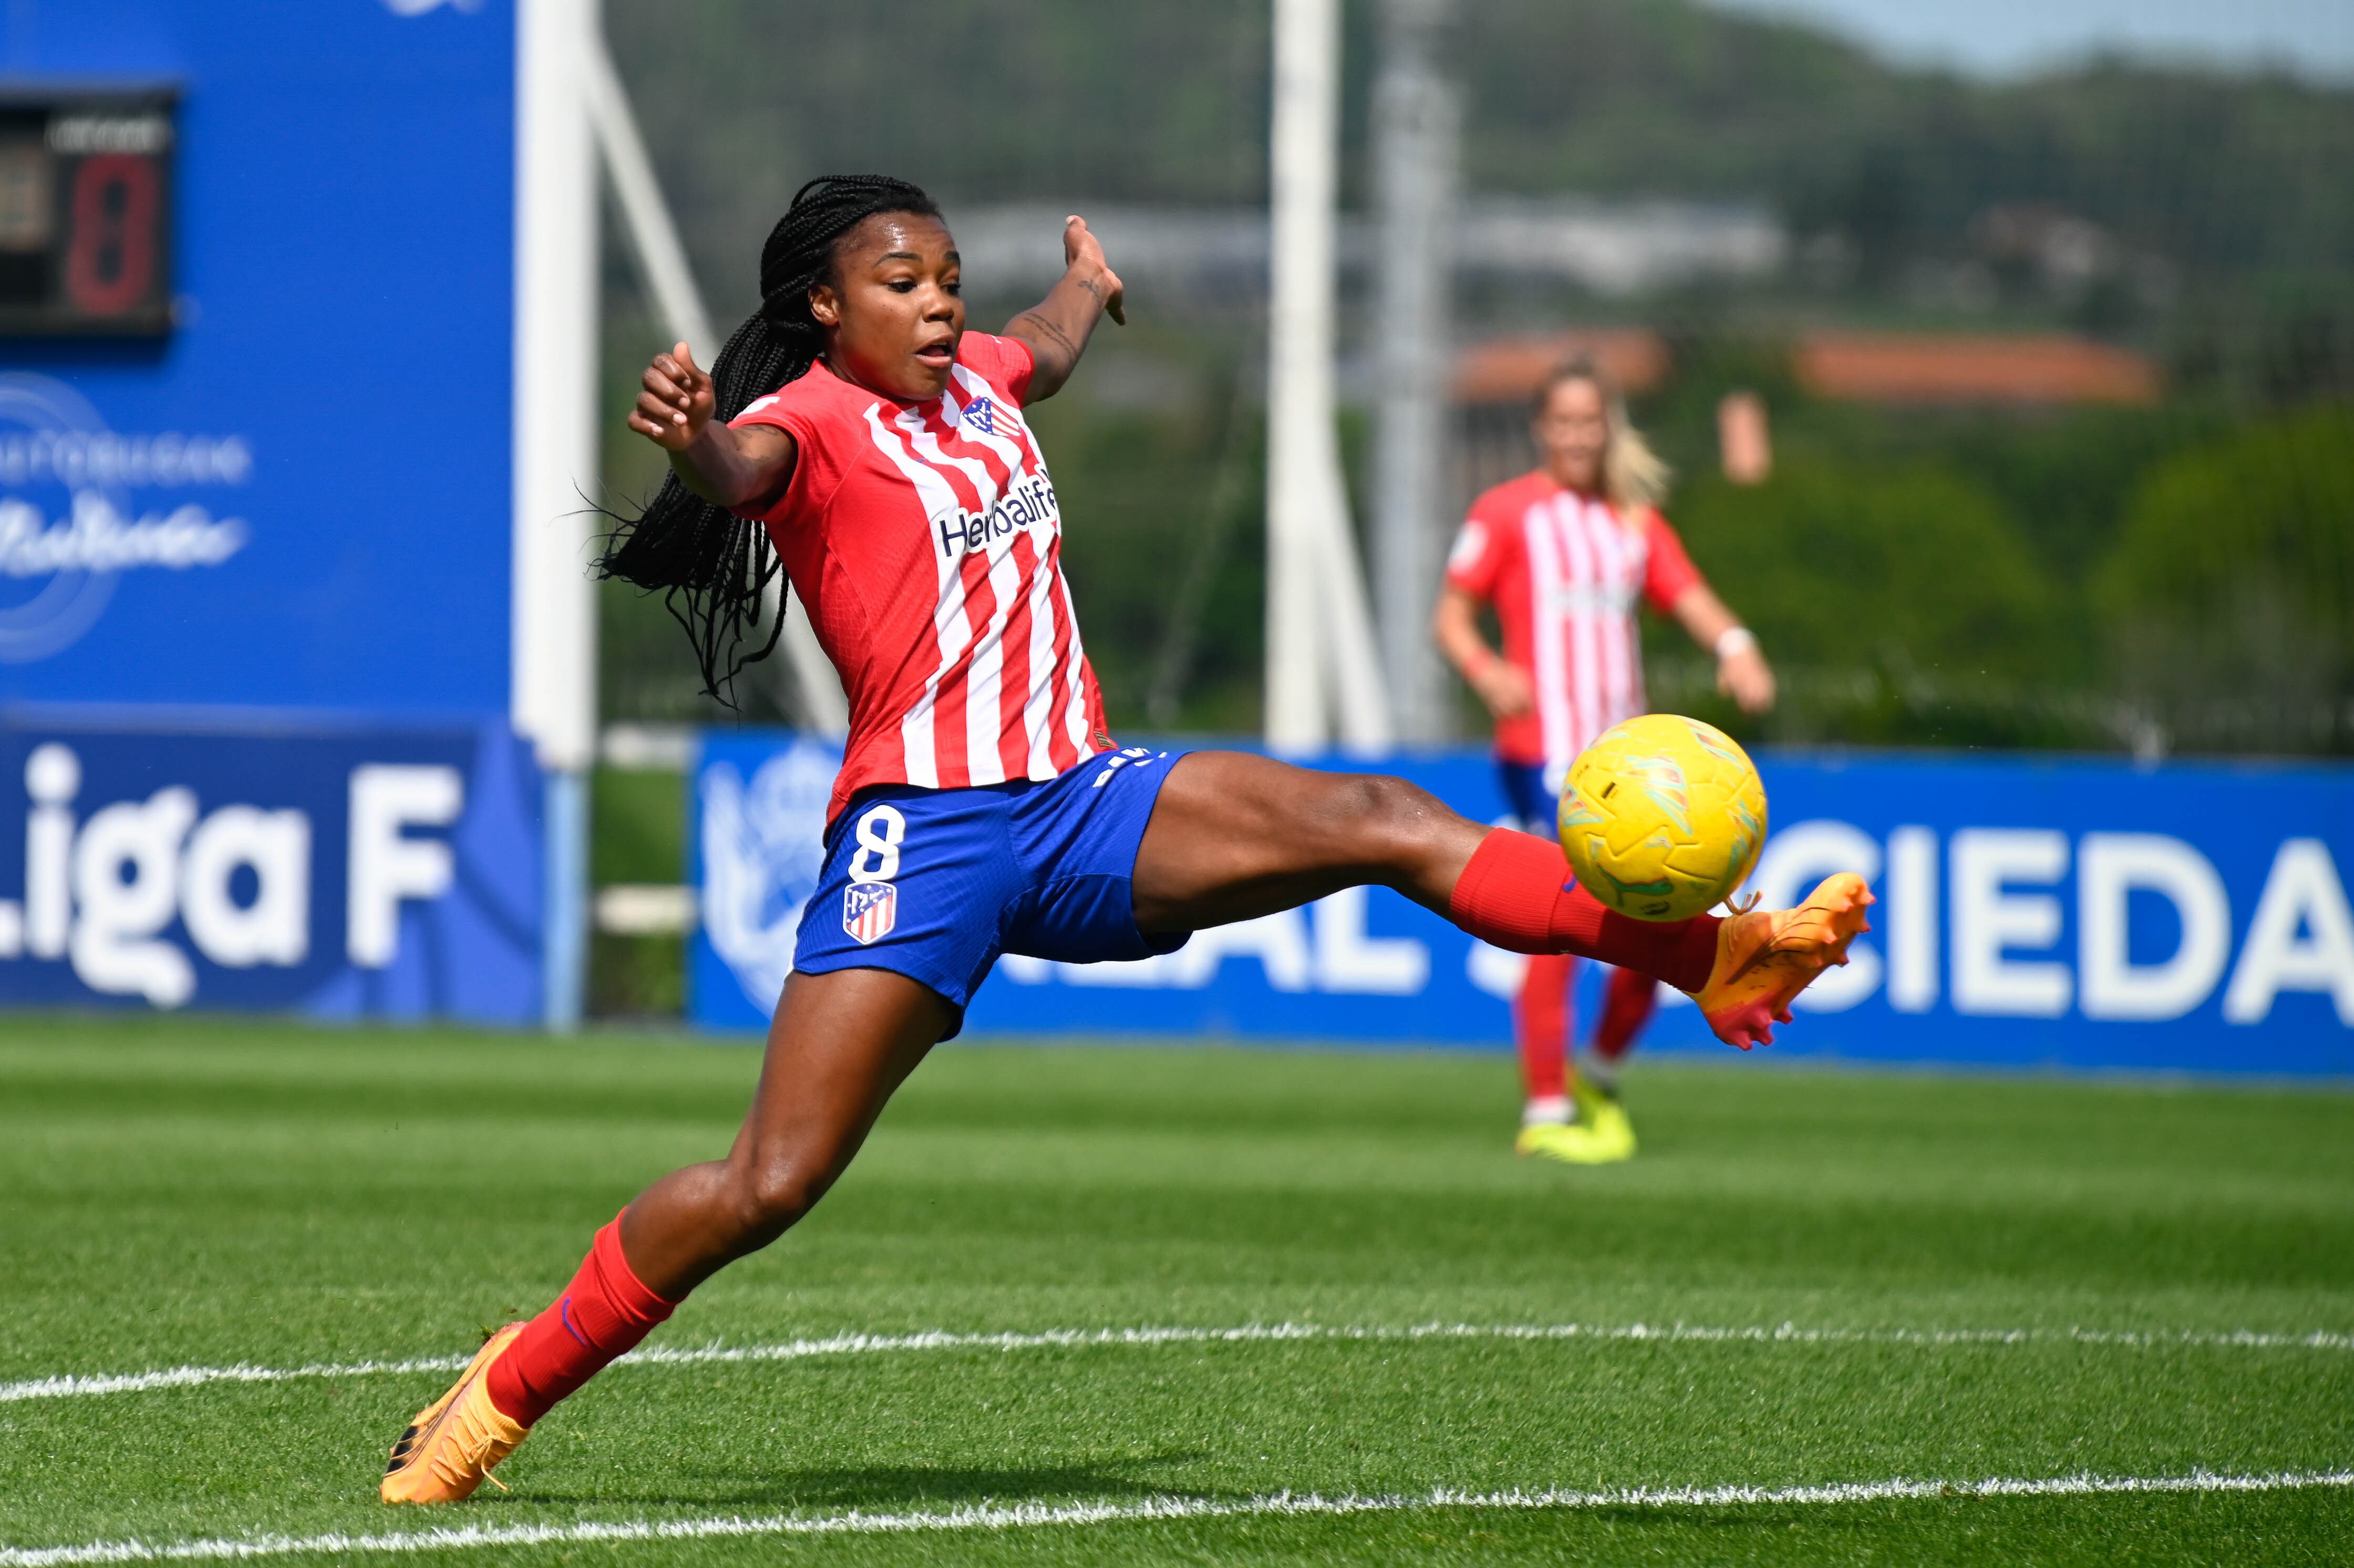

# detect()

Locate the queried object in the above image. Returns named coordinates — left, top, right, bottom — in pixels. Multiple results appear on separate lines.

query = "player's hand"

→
left=1063, top=215, right=1125, bottom=326
left=627, top=342, right=715, bottom=452
left=1718, top=647, right=1777, bottom=713
left=1471, top=660, right=1535, bottom=719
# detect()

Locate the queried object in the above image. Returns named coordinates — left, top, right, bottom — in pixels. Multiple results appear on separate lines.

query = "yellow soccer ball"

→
left=1558, top=714, right=1768, bottom=922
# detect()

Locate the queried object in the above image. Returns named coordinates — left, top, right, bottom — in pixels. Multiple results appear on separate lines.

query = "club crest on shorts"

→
left=842, top=881, right=899, bottom=945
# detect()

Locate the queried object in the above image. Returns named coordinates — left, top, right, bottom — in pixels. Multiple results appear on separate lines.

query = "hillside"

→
left=606, top=0, right=2353, bottom=318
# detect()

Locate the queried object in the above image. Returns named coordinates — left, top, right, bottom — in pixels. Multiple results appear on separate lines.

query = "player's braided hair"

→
left=597, top=174, right=943, bottom=704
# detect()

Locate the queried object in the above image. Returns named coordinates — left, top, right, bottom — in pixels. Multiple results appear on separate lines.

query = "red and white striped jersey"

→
left=731, top=332, right=1112, bottom=826
left=1446, top=470, right=1703, bottom=783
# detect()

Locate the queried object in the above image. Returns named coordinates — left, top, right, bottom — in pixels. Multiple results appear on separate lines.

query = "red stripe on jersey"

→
left=1037, top=534, right=1080, bottom=773
left=934, top=548, right=996, bottom=789
left=1051, top=547, right=1093, bottom=766
left=916, top=387, right=1027, bottom=787
left=996, top=528, right=1040, bottom=780
left=923, top=390, right=1026, bottom=781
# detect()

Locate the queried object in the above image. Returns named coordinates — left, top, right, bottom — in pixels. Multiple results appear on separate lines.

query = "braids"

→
left=597, top=174, right=943, bottom=704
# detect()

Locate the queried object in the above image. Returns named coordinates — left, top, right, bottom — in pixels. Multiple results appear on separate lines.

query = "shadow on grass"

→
left=509, top=1448, right=1213, bottom=1512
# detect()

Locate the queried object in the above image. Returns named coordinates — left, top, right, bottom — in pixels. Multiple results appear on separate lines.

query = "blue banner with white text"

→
left=688, top=733, right=2354, bottom=1076
left=0, top=718, right=542, bottom=1023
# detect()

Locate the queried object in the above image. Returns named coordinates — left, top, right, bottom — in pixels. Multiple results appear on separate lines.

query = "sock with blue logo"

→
left=1450, top=828, right=1719, bottom=995
left=486, top=1214, right=677, bottom=1427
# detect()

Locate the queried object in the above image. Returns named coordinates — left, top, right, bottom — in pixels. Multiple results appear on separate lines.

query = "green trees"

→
left=1679, top=459, right=2061, bottom=679
left=1659, top=458, right=2083, bottom=748
left=2097, top=403, right=2354, bottom=749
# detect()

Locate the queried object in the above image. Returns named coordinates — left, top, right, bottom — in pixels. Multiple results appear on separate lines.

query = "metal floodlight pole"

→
left=1267, top=0, right=1393, bottom=754
left=1264, top=0, right=1338, bottom=755
left=1313, top=442, right=1396, bottom=755
left=1371, top=0, right=1458, bottom=744
left=582, top=36, right=716, bottom=362
left=583, top=33, right=849, bottom=738
left=514, top=0, right=600, bottom=1032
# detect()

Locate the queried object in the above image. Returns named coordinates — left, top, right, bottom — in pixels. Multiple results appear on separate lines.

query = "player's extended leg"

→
left=381, top=966, right=951, bottom=1503
left=1132, top=751, right=1871, bottom=1049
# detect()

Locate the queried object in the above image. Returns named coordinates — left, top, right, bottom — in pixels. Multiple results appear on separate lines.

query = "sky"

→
left=1703, top=0, right=2354, bottom=82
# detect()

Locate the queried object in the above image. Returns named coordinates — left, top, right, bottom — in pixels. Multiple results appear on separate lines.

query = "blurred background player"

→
left=1433, top=360, right=1777, bottom=1164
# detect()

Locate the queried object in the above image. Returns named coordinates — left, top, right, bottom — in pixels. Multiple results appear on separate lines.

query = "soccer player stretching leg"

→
left=1433, top=360, right=1777, bottom=1165
left=381, top=177, right=1870, bottom=1503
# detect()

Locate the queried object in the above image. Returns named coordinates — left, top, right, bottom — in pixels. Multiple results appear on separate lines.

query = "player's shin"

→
left=1449, top=827, right=1719, bottom=993
left=1515, top=952, right=1574, bottom=1122
left=1593, top=964, right=1657, bottom=1062
left=484, top=1214, right=679, bottom=1427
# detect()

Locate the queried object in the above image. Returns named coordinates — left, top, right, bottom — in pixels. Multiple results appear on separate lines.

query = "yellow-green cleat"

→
left=1571, top=1080, right=1637, bottom=1162
left=1514, top=1106, right=1634, bottom=1165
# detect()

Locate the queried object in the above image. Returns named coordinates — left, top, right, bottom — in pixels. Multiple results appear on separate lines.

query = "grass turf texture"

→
left=1, top=1017, right=2349, bottom=1565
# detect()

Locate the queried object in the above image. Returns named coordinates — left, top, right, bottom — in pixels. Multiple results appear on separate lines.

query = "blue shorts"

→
left=791, top=747, right=1192, bottom=1035
left=1498, top=758, right=1561, bottom=842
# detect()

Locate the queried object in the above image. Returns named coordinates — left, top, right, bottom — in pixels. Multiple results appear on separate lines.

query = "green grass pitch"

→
left=2, top=1016, right=2350, bottom=1565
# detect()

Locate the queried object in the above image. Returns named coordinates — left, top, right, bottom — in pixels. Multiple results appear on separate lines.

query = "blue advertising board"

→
left=0, top=716, right=540, bottom=1022
left=0, top=6, right=544, bottom=1024
left=0, top=1, right=515, bottom=718
left=689, top=734, right=2354, bottom=1077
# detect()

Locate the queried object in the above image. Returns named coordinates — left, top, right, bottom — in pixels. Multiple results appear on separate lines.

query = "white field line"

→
left=6, top=1318, right=2350, bottom=1407
left=2, top=1469, right=2348, bottom=1566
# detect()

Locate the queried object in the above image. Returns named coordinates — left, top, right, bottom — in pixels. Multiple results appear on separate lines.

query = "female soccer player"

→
left=380, top=176, right=1868, bottom=1503
left=1434, top=362, right=1778, bottom=1167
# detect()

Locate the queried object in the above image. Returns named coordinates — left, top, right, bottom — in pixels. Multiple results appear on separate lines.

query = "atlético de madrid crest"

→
left=843, top=882, right=898, bottom=945
left=963, top=396, right=1016, bottom=438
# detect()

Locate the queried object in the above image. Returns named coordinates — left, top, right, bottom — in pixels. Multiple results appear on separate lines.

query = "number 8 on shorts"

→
left=842, top=804, right=904, bottom=943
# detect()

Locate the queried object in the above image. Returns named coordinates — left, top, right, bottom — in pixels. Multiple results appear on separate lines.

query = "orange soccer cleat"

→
left=380, top=1323, right=532, bottom=1504
left=1692, top=872, right=1875, bottom=1050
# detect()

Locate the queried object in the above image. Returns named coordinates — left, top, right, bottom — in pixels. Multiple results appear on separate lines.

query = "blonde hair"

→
left=1536, top=358, right=1671, bottom=520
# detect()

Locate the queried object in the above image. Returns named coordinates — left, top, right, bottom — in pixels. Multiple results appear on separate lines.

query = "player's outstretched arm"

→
left=1668, top=583, right=1775, bottom=714
left=1431, top=584, right=1534, bottom=719
left=1004, top=215, right=1125, bottom=402
left=627, top=341, right=799, bottom=514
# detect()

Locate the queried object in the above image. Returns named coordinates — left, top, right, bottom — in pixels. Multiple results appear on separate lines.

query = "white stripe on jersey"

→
left=947, top=365, right=1089, bottom=764
left=1607, top=508, right=1650, bottom=721
left=1585, top=499, right=1634, bottom=739
left=1524, top=493, right=1655, bottom=781
left=899, top=406, right=1019, bottom=787
left=949, top=366, right=1068, bottom=782
left=1522, top=501, right=1574, bottom=791
left=863, top=404, right=972, bottom=789
left=1558, top=496, right=1604, bottom=781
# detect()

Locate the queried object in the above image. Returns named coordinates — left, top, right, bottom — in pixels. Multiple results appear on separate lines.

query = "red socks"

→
left=1594, top=963, right=1659, bottom=1059
left=486, top=1216, right=677, bottom=1427
left=1515, top=952, right=1575, bottom=1104
left=1451, top=829, right=1720, bottom=995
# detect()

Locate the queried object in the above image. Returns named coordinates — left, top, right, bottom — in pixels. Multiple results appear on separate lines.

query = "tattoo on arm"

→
left=1012, top=310, right=1080, bottom=362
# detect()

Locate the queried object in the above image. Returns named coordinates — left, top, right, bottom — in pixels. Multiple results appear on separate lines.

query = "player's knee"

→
left=1325, top=773, right=1449, bottom=859
left=725, top=1154, right=829, bottom=1246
